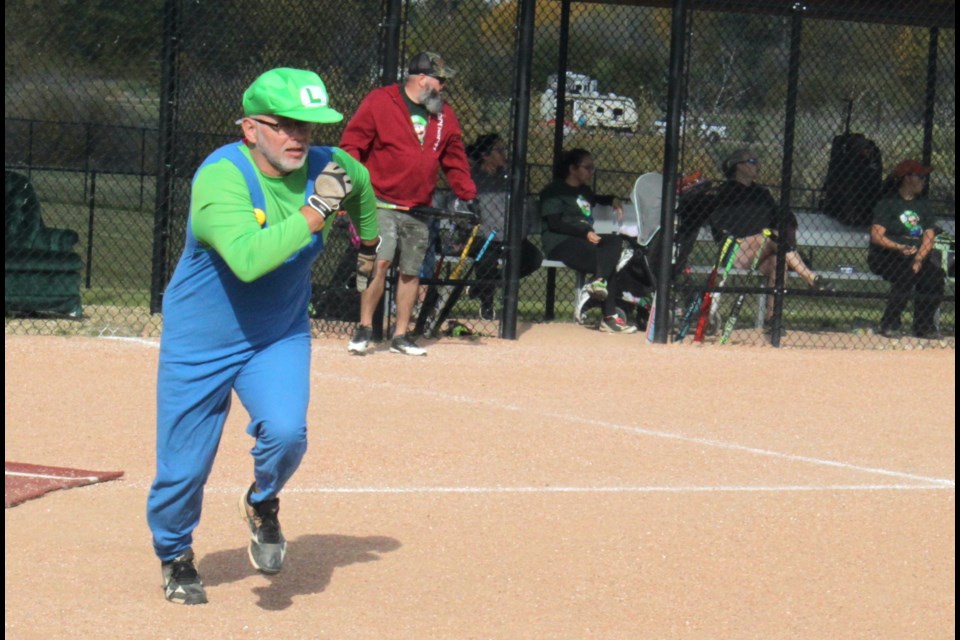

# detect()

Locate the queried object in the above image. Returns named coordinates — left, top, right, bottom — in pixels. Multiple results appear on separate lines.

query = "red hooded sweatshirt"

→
left=339, top=84, right=476, bottom=208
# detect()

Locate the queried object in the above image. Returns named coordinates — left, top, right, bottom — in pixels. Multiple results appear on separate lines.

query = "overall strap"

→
left=197, top=142, right=267, bottom=212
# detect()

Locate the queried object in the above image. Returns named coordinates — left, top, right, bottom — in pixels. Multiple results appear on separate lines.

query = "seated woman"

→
left=462, top=133, right=542, bottom=321
left=709, top=148, right=834, bottom=332
left=868, top=159, right=945, bottom=339
left=538, top=148, right=635, bottom=334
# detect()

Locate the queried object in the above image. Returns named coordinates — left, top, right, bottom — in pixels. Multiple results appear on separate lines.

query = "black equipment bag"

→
left=822, top=132, right=883, bottom=227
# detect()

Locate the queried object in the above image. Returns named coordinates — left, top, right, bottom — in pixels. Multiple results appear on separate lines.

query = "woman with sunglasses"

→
left=709, top=148, right=833, bottom=334
left=868, top=159, right=945, bottom=339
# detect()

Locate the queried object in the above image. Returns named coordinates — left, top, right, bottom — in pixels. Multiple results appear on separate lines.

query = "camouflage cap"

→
left=408, top=52, right=457, bottom=79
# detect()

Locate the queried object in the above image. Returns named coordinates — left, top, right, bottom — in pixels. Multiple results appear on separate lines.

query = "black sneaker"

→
left=762, top=318, right=787, bottom=337
left=479, top=300, right=495, bottom=321
left=239, top=483, right=286, bottom=574
left=348, top=325, right=372, bottom=355
left=810, top=276, right=836, bottom=292
left=390, top=334, right=427, bottom=356
left=161, top=548, right=208, bottom=605
left=913, top=327, right=943, bottom=340
left=877, top=324, right=902, bottom=339
left=599, top=315, right=638, bottom=334
left=584, top=278, right=608, bottom=301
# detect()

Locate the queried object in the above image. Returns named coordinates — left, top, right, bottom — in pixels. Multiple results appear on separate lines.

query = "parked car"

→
left=654, top=116, right=727, bottom=142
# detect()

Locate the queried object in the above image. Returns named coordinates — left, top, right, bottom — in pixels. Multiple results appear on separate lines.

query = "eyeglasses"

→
left=739, top=158, right=759, bottom=165
left=424, top=74, right=446, bottom=86
left=249, top=117, right=312, bottom=136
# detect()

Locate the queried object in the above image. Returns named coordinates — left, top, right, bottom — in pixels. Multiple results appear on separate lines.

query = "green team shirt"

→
left=871, top=196, right=935, bottom=248
left=401, top=89, right=430, bottom=146
left=538, top=181, right=595, bottom=257
left=190, top=145, right=377, bottom=282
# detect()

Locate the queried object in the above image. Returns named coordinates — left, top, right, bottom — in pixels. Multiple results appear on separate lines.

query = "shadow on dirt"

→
left=198, top=533, right=401, bottom=610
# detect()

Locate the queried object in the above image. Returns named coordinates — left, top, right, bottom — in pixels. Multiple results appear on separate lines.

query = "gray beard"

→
left=420, top=88, right=444, bottom=115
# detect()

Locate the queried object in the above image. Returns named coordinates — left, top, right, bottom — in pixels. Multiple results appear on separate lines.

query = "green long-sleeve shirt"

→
left=191, top=145, right=377, bottom=282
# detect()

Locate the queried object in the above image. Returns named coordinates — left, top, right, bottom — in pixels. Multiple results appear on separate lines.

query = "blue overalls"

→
left=148, top=143, right=330, bottom=560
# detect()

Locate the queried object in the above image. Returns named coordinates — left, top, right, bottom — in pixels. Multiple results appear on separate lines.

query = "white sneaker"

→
left=348, top=325, right=372, bottom=355
left=575, top=288, right=592, bottom=324
left=584, top=278, right=608, bottom=300
left=600, top=315, right=638, bottom=334
left=390, top=335, right=427, bottom=356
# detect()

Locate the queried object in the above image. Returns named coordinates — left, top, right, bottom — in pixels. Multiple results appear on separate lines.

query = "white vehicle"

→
left=654, top=115, right=727, bottom=142
left=540, top=72, right=639, bottom=133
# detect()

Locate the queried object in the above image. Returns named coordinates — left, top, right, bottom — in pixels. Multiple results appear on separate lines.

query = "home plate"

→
left=5, top=462, right=123, bottom=508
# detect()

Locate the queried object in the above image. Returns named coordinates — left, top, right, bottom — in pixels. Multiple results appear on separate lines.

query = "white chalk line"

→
left=213, top=483, right=951, bottom=495
left=562, top=415, right=955, bottom=487
left=5, top=471, right=99, bottom=482
left=93, top=339, right=955, bottom=490
left=99, top=336, right=159, bottom=347
left=311, top=371, right=955, bottom=489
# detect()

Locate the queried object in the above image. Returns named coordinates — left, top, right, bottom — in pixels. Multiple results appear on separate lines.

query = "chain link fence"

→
left=5, top=0, right=954, bottom=348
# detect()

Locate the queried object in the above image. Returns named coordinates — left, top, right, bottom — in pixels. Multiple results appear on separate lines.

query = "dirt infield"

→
left=5, top=462, right=123, bottom=508
left=3, top=328, right=954, bottom=639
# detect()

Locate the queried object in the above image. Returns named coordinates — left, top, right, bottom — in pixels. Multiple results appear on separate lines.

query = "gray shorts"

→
left=377, top=208, right=431, bottom=276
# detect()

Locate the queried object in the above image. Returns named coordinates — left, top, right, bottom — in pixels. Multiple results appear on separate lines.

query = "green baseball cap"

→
left=241, top=68, right=343, bottom=124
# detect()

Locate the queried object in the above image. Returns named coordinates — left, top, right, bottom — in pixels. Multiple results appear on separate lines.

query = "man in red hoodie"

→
left=340, top=51, right=477, bottom=356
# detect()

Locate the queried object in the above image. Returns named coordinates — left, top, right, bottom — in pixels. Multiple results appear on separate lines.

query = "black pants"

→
left=547, top=234, right=622, bottom=315
left=468, top=238, right=543, bottom=306
left=868, top=248, right=945, bottom=333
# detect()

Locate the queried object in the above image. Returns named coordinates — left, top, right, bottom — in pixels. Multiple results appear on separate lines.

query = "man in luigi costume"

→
left=146, top=68, right=380, bottom=605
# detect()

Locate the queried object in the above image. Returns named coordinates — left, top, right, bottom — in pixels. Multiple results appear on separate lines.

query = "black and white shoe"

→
left=584, top=278, right=608, bottom=300
left=390, top=335, right=427, bottom=356
left=161, top=548, right=208, bottom=605
left=479, top=300, right=496, bottom=321
left=599, top=315, right=638, bottom=334
left=348, top=325, right=372, bottom=355
left=240, top=483, right=286, bottom=574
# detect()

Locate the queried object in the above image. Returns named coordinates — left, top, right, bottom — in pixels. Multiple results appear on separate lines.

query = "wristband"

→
left=306, top=195, right=334, bottom=219
left=359, top=236, right=382, bottom=256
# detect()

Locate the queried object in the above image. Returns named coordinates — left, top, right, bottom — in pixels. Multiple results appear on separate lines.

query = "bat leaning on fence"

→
left=413, top=224, right=481, bottom=337
left=378, top=201, right=479, bottom=223
left=693, top=236, right=740, bottom=343
left=334, top=211, right=361, bottom=249
left=675, top=235, right=735, bottom=342
left=424, top=230, right=499, bottom=338
left=719, top=230, right=771, bottom=344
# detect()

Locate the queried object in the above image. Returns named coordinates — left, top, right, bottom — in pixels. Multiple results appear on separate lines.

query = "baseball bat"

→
left=335, top=211, right=361, bottom=249
left=676, top=235, right=735, bottom=341
left=412, top=229, right=451, bottom=336
left=719, top=230, right=771, bottom=344
left=426, top=230, right=499, bottom=338
left=413, top=224, right=480, bottom=336
left=378, top=201, right=478, bottom=222
left=693, top=236, right=739, bottom=343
